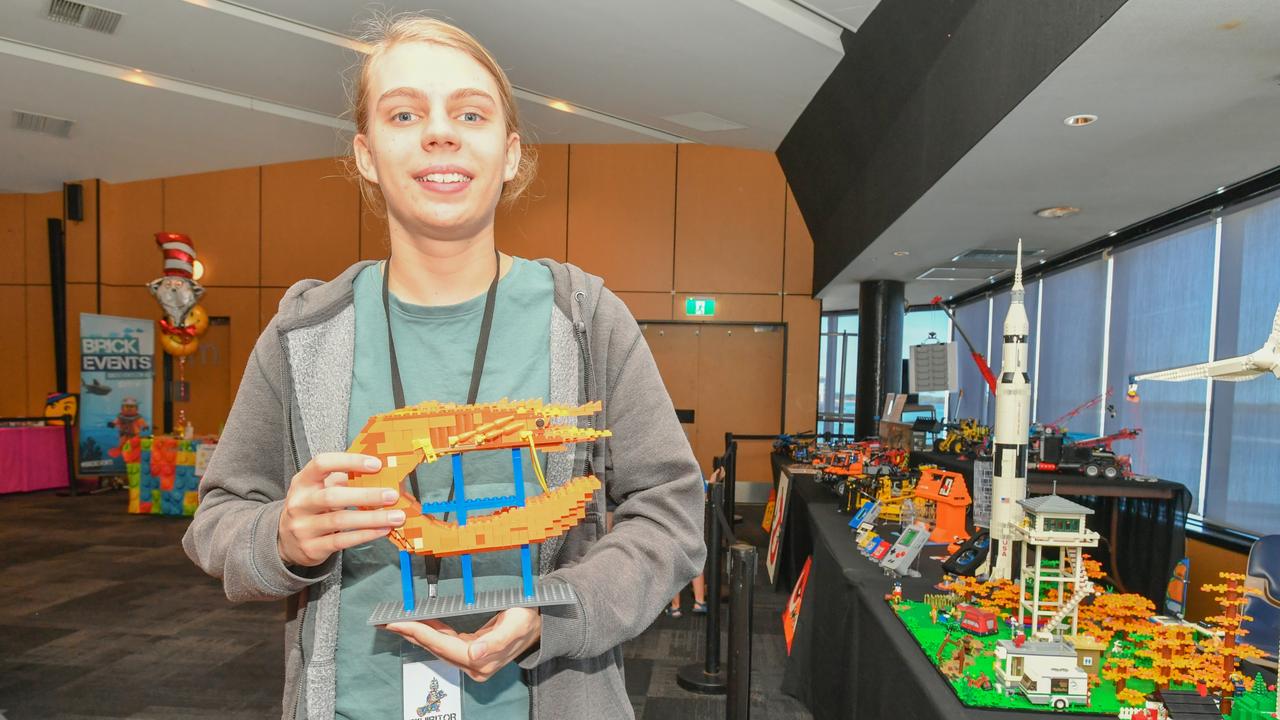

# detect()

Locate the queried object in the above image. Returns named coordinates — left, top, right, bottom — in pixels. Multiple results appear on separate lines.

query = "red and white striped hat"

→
left=154, top=232, right=197, bottom=278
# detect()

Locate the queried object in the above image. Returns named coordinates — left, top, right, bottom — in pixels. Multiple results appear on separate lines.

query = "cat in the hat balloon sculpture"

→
left=148, top=232, right=210, bottom=356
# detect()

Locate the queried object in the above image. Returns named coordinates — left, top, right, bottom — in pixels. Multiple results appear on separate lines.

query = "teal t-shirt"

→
left=335, top=257, right=553, bottom=720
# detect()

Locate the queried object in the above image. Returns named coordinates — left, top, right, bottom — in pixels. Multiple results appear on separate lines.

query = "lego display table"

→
left=779, top=471, right=1089, bottom=720
left=0, top=425, right=69, bottom=494
left=913, top=450, right=1191, bottom=605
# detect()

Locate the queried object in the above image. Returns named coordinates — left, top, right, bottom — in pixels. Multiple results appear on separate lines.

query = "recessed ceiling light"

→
left=1035, top=206, right=1080, bottom=219
left=893, top=250, right=910, bottom=256
left=1064, top=114, right=1097, bottom=127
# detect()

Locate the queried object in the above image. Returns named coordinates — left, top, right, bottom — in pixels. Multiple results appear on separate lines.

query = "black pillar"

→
left=854, top=280, right=905, bottom=439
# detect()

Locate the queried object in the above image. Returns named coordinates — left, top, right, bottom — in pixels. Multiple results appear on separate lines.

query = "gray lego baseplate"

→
left=367, top=582, right=579, bottom=625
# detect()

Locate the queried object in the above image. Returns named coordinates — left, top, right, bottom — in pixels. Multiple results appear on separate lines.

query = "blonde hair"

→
left=345, top=14, right=536, bottom=216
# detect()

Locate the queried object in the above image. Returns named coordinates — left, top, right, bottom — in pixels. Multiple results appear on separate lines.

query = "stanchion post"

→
left=726, top=542, right=756, bottom=720
left=676, top=479, right=726, bottom=694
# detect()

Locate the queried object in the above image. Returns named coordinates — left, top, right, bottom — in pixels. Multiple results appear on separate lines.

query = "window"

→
left=1105, top=222, right=1216, bottom=505
left=1043, top=517, right=1081, bottom=534
left=1205, top=195, right=1280, bottom=535
left=952, top=299, right=991, bottom=422
left=818, top=312, right=857, bottom=436
left=1036, top=260, right=1108, bottom=434
left=902, top=308, right=951, bottom=420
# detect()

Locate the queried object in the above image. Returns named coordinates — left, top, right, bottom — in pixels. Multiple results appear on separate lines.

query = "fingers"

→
left=296, top=452, right=382, bottom=487
left=304, top=486, right=402, bottom=513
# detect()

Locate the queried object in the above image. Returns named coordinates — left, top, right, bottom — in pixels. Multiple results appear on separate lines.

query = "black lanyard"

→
left=381, top=250, right=500, bottom=501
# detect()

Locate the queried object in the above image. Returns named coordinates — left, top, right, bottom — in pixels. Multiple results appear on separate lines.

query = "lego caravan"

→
left=994, top=639, right=1090, bottom=709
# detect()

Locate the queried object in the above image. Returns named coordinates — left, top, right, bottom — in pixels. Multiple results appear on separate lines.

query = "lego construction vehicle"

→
left=934, top=418, right=990, bottom=457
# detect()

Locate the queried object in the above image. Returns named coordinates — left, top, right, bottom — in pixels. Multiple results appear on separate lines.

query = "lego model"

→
left=1013, top=494, right=1101, bottom=639
left=879, top=520, right=931, bottom=577
left=121, top=435, right=204, bottom=516
left=914, top=467, right=972, bottom=545
left=956, top=603, right=999, bottom=636
left=932, top=295, right=999, bottom=396
left=934, top=418, right=991, bottom=457
left=986, top=241, right=1033, bottom=581
left=1128, top=301, right=1280, bottom=398
left=993, top=637, right=1091, bottom=709
left=346, top=398, right=611, bottom=622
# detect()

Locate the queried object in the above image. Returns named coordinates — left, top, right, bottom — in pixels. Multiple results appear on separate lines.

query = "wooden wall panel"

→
left=0, top=286, right=27, bottom=416
left=260, top=287, right=289, bottom=332
left=0, top=194, right=23, bottom=284
left=182, top=320, right=232, bottom=436
left=674, top=146, right=785, bottom=294
left=25, top=285, right=54, bottom=414
left=567, top=145, right=675, bottom=292
left=783, top=295, right=821, bottom=433
left=199, top=287, right=260, bottom=401
left=1184, top=539, right=1248, bottom=622
left=100, top=179, right=163, bottom=287
left=164, top=167, right=260, bottom=287
left=359, top=198, right=389, bottom=261
left=24, top=191, right=61, bottom=284
left=672, top=293, right=781, bottom=323
left=694, top=325, right=784, bottom=482
left=66, top=283, right=99, bottom=394
left=642, top=323, right=700, bottom=451
left=496, top=144, right=568, bottom=262
left=615, top=291, right=673, bottom=321
left=99, top=285, right=165, bottom=425
left=261, top=158, right=359, bottom=287
left=65, top=180, right=98, bottom=285
left=784, top=186, right=814, bottom=296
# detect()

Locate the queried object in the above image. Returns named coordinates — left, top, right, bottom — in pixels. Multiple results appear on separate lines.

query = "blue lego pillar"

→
left=511, top=448, right=535, bottom=598
left=452, top=453, right=476, bottom=606
left=520, top=545, right=534, bottom=598
left=399, top=550, right=414, bottom=612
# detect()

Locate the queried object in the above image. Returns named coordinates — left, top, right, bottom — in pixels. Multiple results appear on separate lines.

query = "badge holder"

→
left=402, top=643, right=463, bottom=720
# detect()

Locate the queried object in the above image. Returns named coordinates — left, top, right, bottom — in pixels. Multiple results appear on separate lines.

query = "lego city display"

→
left=346, top=398, right=610, bottom=623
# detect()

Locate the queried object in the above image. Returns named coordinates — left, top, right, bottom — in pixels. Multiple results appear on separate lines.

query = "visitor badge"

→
left=402, top=645, right=463, bottom=720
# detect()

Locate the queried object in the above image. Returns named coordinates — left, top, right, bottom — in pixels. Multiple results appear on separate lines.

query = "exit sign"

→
left=685, top=297, right=716, bottom=317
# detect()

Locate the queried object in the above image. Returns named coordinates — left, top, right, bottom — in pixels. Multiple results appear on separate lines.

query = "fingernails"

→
left=388, top=510, right=406, bottom=524
left=382, top=489, right=398, bottom=503
left=364, top=457, right=382, bottom=471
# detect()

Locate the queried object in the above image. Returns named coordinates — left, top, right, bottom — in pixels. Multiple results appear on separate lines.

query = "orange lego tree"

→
left=1198, top=571, right=1266, bottom=711
left=1132, top=624, right=1200, bottom=690
left=1100, top=655, right=1138, bottom=694
left=1078, top=592, right=1155, bottom=647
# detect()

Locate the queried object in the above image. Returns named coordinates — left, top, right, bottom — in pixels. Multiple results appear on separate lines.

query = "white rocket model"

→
left=985, top=240, right=1032, bottom=581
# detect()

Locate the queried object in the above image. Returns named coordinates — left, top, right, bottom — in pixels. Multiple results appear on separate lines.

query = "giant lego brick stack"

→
left=122, top=435, right=202, bottom=516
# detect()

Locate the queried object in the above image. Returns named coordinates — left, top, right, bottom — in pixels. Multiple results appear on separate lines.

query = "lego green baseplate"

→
left=890, top=598, right=1148, bottom=716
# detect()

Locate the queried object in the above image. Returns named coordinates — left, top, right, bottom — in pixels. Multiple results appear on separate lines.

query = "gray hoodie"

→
left=181, top=259, right=706, bottom=719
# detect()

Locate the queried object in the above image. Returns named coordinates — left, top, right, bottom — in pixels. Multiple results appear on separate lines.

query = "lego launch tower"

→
left=987, top=240, right=1032, bottom=581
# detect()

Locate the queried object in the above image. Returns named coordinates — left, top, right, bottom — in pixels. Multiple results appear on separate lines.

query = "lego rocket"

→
left=986, top=240, right=1032, bottom=581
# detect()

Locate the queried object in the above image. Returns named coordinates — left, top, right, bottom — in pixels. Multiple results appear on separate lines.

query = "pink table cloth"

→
left=0, top=425, right=70, bottom=494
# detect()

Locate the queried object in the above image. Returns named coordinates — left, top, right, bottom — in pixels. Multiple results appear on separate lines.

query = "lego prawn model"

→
left=345, top=398, right=611, bottom=624
left=1128, top=301, right=1280, bottom=397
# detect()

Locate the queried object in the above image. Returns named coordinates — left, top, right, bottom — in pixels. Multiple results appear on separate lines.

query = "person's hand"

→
left=277, top=452, right=404, bottom=567
left=384, top=607, right=542, bottom=681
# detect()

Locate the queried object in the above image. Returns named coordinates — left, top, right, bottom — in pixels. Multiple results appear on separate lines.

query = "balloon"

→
left=160, top=330, right=199, bottom=357
left=149, top=275, right=204, bottom=332
left=184, top=304, right=210, bottom=337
